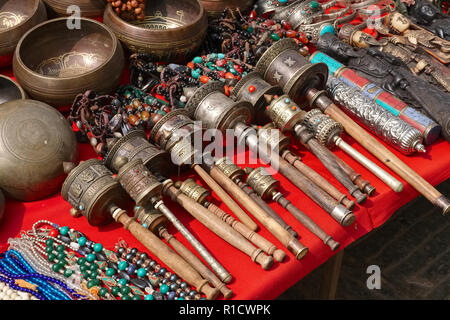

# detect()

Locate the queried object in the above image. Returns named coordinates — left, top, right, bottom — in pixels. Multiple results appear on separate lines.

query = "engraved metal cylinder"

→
left=254, top=38, right=329, bottom=107
left=116, top=159, right=163, bottom=205
left=232, top=72, right=284, bottom=125
left=185, top=81, right=253, bottom=131
left=302, top=108, right=344, bottom=147
left=134, top=204, right=169, bottom=234
left=61, top=159, right=132, bottom=226
left=179, top=178, right=210, bottom=205
left=266, top=94, right=306, bottom=132
left=326, top=76, right=426, bottom=155
left=246, top=167, right=280, bottom=200
left=214, top=157, right=246, bottom=182
left=103, top=130, right=172, bottom=174
left=149, top=109, right=202, bottom=167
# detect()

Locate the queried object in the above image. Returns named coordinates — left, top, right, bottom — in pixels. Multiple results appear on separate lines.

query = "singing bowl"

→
left=0, top=99, right=78, bottom=201
left=43, top=0, right=106, bottom=18
left=13, top=17, right=124, bottom=107
left=0, top=75, right=26, bottom=105
left=103, top=0, right=208, bottom=63
left=0, top=0, right=47, bottom=67
left=200, top=0, right=254, bottom=17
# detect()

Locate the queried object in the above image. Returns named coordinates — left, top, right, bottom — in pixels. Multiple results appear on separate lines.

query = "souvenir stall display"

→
left=0, top=0, right=449, bottom=300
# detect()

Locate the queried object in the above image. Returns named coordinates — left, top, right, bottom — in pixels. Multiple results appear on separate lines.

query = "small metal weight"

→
left=185, top=81, right=253, bottom=131
left=104, top=129, right=172, bottom=174
left=61, top=159, right=132, bottom=226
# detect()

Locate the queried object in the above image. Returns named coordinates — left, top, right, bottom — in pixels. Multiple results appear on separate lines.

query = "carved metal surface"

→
left=214, top=157, right=245, bottom=181
left=246, top=167, right=280, bottom=199
left=327, top=76, right=425, bottom=154
left=179, top=178, right=210, bottom=204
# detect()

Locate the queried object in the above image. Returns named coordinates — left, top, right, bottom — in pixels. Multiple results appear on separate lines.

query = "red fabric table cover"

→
left=1, top=48, right=449, bottom=300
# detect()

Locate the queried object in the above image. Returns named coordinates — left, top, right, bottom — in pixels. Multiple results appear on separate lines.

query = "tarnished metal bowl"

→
left=13, top=17, right=124, bottom=107
left=0, top=99, right=78, bottom=201
left=43, top=0, right=106, bottom=18
left=0, top=75, right=26, bottom=105
left=0, top=0, right=47, bottom=67
left=103, top=0, right=208, bottom=63
left=200, top=0, right=254, bottom=18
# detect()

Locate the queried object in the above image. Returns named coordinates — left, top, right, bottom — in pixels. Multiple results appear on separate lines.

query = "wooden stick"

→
left=307, top=89, right=450, bottom=215
left=207, top=202, right=287, bottom=262
left=111, top=208, right=219, bottom=300
left=192, top=164, right=259, bottom=232
left=162, top=180, right=274, bottom=269
left=208, top=166, right=309, bottom=260
left=158, top=227, right=233, bottom=299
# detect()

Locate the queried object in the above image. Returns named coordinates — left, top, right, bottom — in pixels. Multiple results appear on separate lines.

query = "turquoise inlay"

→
left=375, top=99, right=400, bottom=116
left=320, top=24, right=335, bottom=36
left=310, top=52, right=343, bottom=75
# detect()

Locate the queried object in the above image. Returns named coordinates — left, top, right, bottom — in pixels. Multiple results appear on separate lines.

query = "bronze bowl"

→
left=0, top=0, right=47, bottom=67
left=200, top=0, right=254, bottom=18
left=43, top=0, right=106, bottom=18
left=0, top=75, right=26, bottom=105
left=103, top=0, right=208, bottom=63
left=13, top=17, right=124, bottom=107
left=0, top=99, right=78, bottom=201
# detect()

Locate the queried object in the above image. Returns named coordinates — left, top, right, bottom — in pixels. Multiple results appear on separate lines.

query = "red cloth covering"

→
left=1, top=18, right=449, bottom=299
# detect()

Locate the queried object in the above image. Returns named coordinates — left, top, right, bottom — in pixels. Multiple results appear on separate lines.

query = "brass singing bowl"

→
left=0, top=75, right=26, bottom=105
left=43, top=0, right=106, bottom=18
left=0, top=0, right=47, bottom=67
left=13, top=17, right=124, bottom=107
left=0, top=99, right=78, bottom=201
left=103, top=0, right=208, bottom=63
left=200, top=0, right=254, bottom=17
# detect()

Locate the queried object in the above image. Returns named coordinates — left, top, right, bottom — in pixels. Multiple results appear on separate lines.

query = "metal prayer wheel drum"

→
left=257, top=123, right=291, bottom=153
left=62, top=159, right=132, bottom=226
left=214, top=157, right=246, bottom=181
left=232, top=72, right=284, bottom=125
left=246, top=167, right=280, bottom=199
left=179, top=178, right=210, bottom=204
left=104, top=130, right=172, bottom=175
left=0, top=99, right=78, bottom=201
left=185, top=81, right=253, bottom=131
left=0, top=75, right=26, bottom=105
left=303, top=109, right=343, bottom=147
left=254, top=38, right=329, bottom=107
left=0, top=0, right=47, bottom=67
left=134, top=204, right=169, bottom=234
left=150, top=109, right=203, bottom=167
left=116, top=158, right=163, bottom=205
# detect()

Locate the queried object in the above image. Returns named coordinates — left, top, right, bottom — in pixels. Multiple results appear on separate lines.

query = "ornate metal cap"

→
left=61, top=159, right=132, bottom=226
left=303, top=109, right=343, bottom=147
left=179, top=178, right=210, bottom=204
left=0, top=99, right=78, bottom=201
left=103, top=129, right=172, bottom=175
left=246, top=167, right=280, bottom=199
left=116, top=158, right=163, bottom=205
left=185, top=80, right=253, bottom=131
left=232, top=72, right=284, bottom=125
left=255, top=38, right=328, bottom=107
left=266, top=94, right=306, bottom=132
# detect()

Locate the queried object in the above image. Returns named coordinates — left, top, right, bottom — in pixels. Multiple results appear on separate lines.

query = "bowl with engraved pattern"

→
left=43, top=0, right=106, bottom=18
left=103, top=0, right=208, bottom=63
left=0, top=75, right=26, bottom=105
left=12, top=17, right=124, bottom=107
left=0, top=0, right=47, bottom=67
left=200, top=0, right=254, bottom=18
